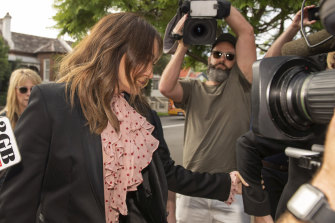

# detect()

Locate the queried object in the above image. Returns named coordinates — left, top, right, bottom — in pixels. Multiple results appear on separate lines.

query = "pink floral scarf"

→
left=101, top=94, right=159, bottom=223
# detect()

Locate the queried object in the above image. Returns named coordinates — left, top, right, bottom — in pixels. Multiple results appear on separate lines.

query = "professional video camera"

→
left=252, top=56, right=335, bottom=142
left=180, top=0, right=231, bottom=45
left=251, top=0, right=335, bottom=180
left=247, top=2, right=335, bottom=218
left=163, top=0, right=231, bottom=53
left=252, top=0, right=335, bottom=144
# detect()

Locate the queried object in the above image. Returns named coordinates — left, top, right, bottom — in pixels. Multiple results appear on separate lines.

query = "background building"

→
left=0, top=12, right=72, bottom=82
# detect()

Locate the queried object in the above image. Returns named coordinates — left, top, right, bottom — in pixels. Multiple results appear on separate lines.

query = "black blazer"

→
left=0, top=83, right=230, bottom=223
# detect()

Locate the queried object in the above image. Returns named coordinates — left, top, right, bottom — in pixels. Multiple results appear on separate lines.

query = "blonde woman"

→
left=0, top=68, right=42, bottom=128
left=0, top=68, right=42, bottom=189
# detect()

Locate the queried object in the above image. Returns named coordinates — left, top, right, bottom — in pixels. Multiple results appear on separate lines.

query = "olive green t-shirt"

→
left=175, top=64, right=251, bottom=174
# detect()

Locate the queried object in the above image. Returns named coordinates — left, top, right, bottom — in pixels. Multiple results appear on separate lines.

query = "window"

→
left=43, top=59, right=50, bottom=81
left=152, top=79, right=159, bottom=90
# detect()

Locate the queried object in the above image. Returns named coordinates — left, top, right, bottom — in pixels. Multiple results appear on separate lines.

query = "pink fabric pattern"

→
left=101, top=94, right=159, bottom=223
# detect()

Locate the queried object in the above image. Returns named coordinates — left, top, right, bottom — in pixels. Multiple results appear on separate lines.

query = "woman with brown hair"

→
left=0, top=12, right=241, bottom=223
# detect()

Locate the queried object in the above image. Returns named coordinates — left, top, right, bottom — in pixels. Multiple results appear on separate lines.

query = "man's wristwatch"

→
left=172, top=33, right=183, bottom=40
left=287, top=183, right=335, bottom=222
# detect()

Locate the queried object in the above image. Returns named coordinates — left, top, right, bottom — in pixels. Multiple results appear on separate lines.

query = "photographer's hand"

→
left=265, top=5, right=316, bottom=58
left=172, top=14, right=189, bottom=50
left=291, top=5, right=317, bottom=30
left=172, top=14, right=187, bottom=36
left=160, top=15, right=188, bottom=103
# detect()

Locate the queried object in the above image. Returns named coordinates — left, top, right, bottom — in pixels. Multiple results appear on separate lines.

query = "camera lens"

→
left=252, top=56, right=335, bottom=141
left=193, top=24, right=207, bottom=37
left=268, top=58, right=335, bottom=137
left=183, top=18, right=217, bottom=45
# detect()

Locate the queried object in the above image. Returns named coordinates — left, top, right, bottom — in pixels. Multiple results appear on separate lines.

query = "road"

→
left=159, top=115, right=185, bottom=166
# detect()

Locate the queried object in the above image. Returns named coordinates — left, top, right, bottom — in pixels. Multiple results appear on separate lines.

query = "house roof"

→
left=179, top=67, right=203, bottom=79
left=10, top=32, right=72, bottom=54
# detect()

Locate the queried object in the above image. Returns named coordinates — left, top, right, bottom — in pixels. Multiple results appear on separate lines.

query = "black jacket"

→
left=0, top=83, right=230, bottom=223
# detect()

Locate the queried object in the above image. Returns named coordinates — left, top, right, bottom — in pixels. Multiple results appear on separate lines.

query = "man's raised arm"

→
left=159, top=15, right=188, bottom=103
left=225, top=6, right=256, bottom=83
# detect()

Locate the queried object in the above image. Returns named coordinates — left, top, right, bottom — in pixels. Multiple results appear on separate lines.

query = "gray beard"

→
left=207, top=67, right=230, bottom=83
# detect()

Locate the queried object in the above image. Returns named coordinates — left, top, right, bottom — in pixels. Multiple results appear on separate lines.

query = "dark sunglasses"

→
left=18, top=86, right=34, bottom=94
left=212, top=51, right=235, bottom=61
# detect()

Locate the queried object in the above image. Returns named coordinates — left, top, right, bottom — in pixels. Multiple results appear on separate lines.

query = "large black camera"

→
left=252, top=0, right=335, bottom=143
left=180, top=0, right=231, bottom=45
left=251, top=56, right=335, bottom=142
left=163, top=0, right=231, bottom=53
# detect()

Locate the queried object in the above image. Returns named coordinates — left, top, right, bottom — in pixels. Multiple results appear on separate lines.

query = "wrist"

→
left=175, top=42, right=188, bottom=54
left=312, top=169, right=335, bottom=209
left=288, top=23, right=300, bottom=33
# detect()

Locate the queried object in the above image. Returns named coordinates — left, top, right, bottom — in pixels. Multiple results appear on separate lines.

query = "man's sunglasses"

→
left=212, top=51, right=235, bottom=61
left=17, top=86, right=34, bottom=94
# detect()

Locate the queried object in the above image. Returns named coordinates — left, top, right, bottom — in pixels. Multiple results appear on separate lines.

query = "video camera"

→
left=251, top=56, right=335, bottom=142
left=252, top=0, right=335, bottom=169
left=252, top=0, right=335, bottom=143
left=163, top=0, right=231, bottom=53
left=180, top=0, right=231, bottom=45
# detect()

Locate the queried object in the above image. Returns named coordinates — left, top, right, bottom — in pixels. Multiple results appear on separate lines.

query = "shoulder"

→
left=33, top=82, right=69, bottom=101
left=180, top=78, right=199, bottom=84
left=230, top=64, right=251, bottom=87
left=36, top=82, right=67, bottom=94
left=230, top=63, right=243, bottom=76
left=179, top=78, right=202, bottom=88
left=30, top=82, right=72, bottom=110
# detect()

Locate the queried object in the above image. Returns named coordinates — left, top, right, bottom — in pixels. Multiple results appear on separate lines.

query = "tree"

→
left=0, top=36, right=10, bottom=106
left=53, top=0, right=180, bottom=40
left=52, top=0, right=323, bottom=69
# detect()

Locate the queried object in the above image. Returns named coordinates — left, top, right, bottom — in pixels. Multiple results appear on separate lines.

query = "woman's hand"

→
left=225, top=171, right=249, bottom=205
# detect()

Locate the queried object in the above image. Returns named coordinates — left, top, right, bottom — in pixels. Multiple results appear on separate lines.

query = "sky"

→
left=1, top=0, right=71, bottom=40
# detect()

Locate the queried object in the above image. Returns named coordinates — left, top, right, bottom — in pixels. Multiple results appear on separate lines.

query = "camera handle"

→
left=285, top=145, right=324, bottom=170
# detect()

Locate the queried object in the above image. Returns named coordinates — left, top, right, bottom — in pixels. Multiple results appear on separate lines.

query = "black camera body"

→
left=320, top=0, right=335, bottom=35
left=181, top=0, right=231, bottom=45
left=307, top=7, right=320, bottom=21
left=253, top=0, right=335, bottom=144
left=251, top=56, right=335, bottom=142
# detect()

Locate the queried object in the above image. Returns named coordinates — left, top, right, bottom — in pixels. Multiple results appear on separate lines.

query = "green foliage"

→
left=52, top=0, right=324, bottom=69
left=0, top=36, right=10, bottom=106
left=0, top=36, right=10, bottom=83
left=53, top=0, right=179, bottom=40
left=154, top=54, right=171, bottom=75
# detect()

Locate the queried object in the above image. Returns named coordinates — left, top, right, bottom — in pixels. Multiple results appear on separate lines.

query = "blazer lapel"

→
left=82, top=126, right=105, bottom=211
left=77, top=107, right=105, bottom=216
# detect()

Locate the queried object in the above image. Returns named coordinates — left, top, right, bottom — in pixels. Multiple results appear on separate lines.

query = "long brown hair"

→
left=57, top=12, right=162, bottom=134
left=1, top=68, right=42, bottom=128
